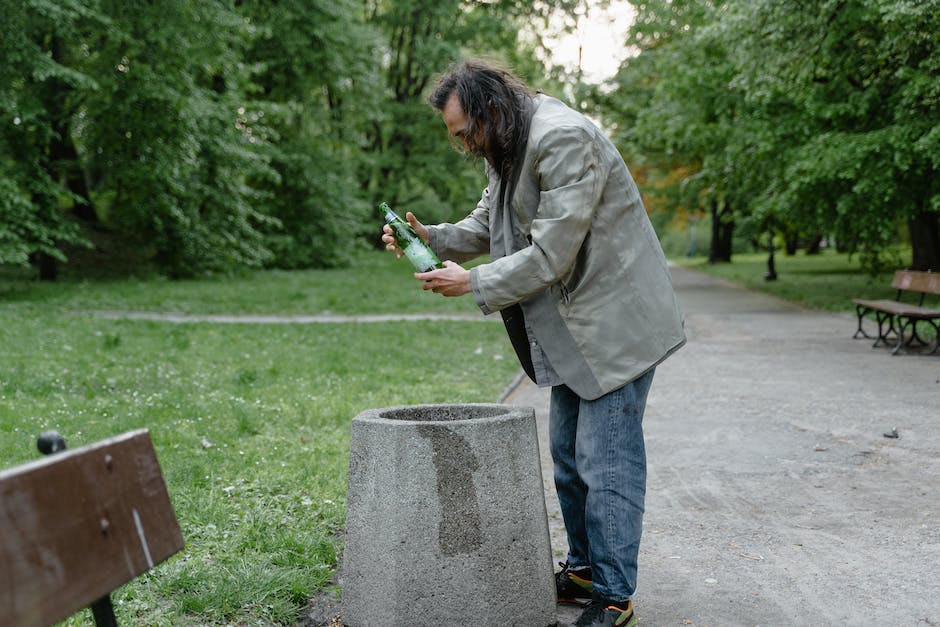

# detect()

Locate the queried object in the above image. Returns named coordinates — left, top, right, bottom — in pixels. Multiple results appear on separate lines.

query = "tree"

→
left=76, top=0, right=278, bottom=277
left=591, top=0, right=940, bottom=271
left=0, top=0, right=103, bottom=278
left=596, top=0, right=743, bottom=262
left=1, top=0, right=591, bottom=277
left=722, top=0, right=940, bottom=270
left=237, top=0, right=379, bottom=269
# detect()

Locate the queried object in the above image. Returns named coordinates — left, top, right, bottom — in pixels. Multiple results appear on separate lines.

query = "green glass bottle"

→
left=378, top=202, right=444, bottom=272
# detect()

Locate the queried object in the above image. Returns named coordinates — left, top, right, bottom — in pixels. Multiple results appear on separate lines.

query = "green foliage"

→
left=1, top=0, right=575, bottom=277
left=76, top=0, right=277, bottom=276
left=239, top=0, right=379, bottom=269
left=594, top=0, right=940, bottom=272
left=0, top=0, right=99, bottom=269
left=0, top=177, right=84, bottom=266
left=725, top=0, right=940, bottom=270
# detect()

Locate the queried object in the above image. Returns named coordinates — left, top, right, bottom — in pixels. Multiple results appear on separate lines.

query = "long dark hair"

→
left=428, top=59, right=533, bottom=188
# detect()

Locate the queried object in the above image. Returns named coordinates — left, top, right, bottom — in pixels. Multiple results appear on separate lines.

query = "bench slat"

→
left=853, top=298, right=902, bottom=309
left=854, top=298, right=940, bottom=318
left=0, top=429, right=184, bottom=627
left=892, top=270, right=940, bottom=294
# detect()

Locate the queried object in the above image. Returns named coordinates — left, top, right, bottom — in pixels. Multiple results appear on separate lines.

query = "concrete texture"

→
left=505, top=265, right=940, bottom=626
left=342, top=404, right=556, bottom=627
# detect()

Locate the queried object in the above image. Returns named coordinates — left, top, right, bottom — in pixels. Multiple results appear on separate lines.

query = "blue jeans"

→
left=549, top=369, right=655, bottom=603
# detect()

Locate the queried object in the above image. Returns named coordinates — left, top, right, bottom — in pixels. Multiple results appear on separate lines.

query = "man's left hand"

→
left=415, top=261, right=471, bottom=297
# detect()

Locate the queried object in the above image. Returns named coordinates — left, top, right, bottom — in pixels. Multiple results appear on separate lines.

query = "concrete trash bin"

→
left=342, top=403, right=556, bottom=627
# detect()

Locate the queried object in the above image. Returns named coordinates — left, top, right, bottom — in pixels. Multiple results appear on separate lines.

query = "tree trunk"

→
left=909, top=211, right=940, bottom=271
left=31, top=252, right=59, bottom=281
left=48, top=35, right=97, bottom=225
left=708, top=200, right=733, bottom=263
left=806, top=234, right=823, bottom=255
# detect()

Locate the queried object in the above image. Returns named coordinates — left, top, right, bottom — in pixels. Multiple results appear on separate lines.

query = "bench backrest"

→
left=891, top=270, right=940, bottom=295
left=0, top=429, right=184, bottom=627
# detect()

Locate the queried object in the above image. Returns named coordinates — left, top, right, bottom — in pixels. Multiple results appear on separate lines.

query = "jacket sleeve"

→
left=471, top=124, right=602, bottom=314
left=426, top=187, right=492, bottom=265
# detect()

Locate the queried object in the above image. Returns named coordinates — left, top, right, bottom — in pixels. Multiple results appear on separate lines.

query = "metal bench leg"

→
left=927, top=320, right=940, bottom=354
left=892, top=317, right=924, bottom=355
left=892, top=319, right=908, bottom=354
left=891, top=316, right=940, bottom=355
left=908, top=321, right=929, bottom=348
left=873, top=311, right=896, bottom=348
left=91, top=596, right=118, bottom=627
left=854, top=305, right=874, bottom=339
left=898, top=318, right=939, bottom=354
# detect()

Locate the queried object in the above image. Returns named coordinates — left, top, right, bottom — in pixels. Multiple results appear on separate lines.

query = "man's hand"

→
left=415, top=260, right=471, bottom=297
left=382, top=211, right=429, bottom=258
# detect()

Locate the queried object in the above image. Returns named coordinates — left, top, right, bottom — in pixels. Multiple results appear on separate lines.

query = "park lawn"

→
left=675, top=248, right=940, bottom=312
left=0, top=252, right=519, bottom=626
left=0, top=249, right=485, bottom=316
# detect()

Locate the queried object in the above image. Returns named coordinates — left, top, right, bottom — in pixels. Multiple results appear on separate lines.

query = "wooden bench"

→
left=853, top=269, right=940, bottom=355
left=0, top=429, right=184, bottom=627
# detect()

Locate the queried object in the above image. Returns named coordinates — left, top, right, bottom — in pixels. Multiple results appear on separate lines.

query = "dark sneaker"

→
left=555, top=561, right=593, bottom=606
left=570, top=598, right=637, bottom=627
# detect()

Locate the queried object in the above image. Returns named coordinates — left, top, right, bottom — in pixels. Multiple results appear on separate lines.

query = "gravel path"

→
left=506, top=266, right=940, bottom=626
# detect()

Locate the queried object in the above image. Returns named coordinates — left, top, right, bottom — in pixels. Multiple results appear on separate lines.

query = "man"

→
left=382, top=59, right=685, bottom=627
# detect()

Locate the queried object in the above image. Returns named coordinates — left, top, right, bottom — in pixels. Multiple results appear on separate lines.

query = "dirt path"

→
left=93, top=310, right=492, bottom=324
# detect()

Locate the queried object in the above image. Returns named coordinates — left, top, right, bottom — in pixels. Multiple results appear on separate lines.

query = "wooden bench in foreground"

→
left=0, top=429, right=184, bottom=627
left=853, top=269, right=940, bottom=355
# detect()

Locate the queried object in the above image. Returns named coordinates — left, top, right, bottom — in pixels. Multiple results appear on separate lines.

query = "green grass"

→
left=0, top=250, right=483, bottom=316
left=675, top=248, right=940, bottom=312
left=0, top=251, right=519, bottom=626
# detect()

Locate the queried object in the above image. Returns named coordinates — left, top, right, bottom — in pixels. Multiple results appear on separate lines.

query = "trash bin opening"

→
left=379, top=405, right=510, bottom=422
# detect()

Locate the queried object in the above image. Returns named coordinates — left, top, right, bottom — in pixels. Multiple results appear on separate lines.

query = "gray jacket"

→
left=428, top=94, right=685, bottom=400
